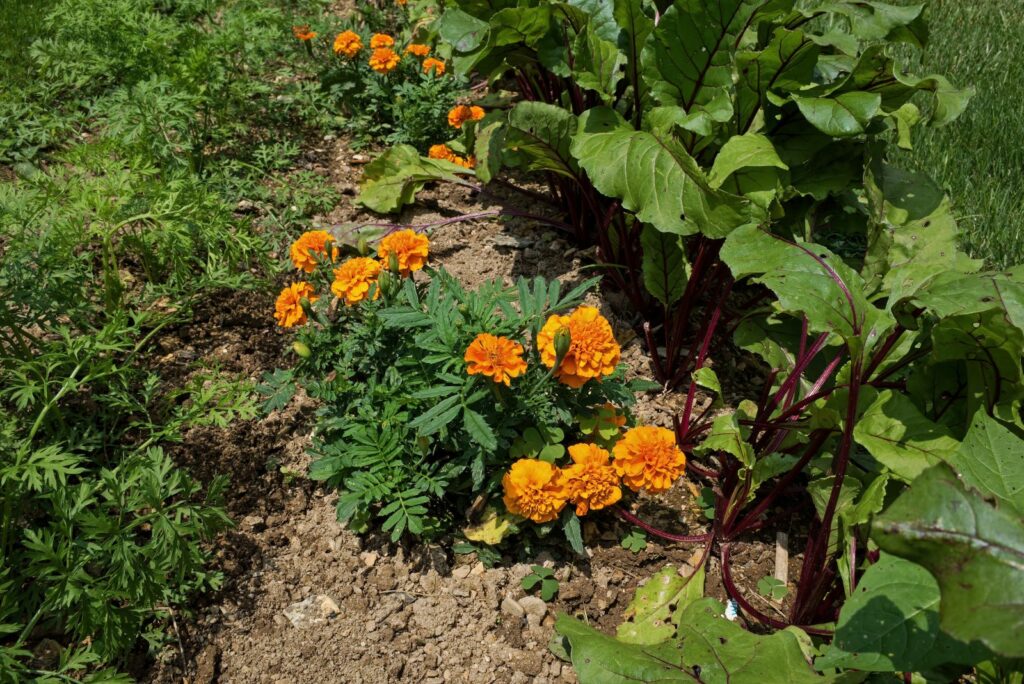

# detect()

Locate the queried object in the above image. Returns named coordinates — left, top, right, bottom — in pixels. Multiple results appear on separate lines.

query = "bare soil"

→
left=142, top=137, right=791, bottom=684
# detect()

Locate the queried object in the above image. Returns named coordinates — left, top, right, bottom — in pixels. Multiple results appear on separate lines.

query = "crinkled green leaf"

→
left=438, top=8, right=490, bottom=52
left=735, top=28, right=819, bottom=130
left=572, top=23, right=623, bottom=104
left=641, top=0, right=778, bottom=109
left=853, top=388, right=959, bottom=482
left=558, top=598, right=843, bottom=683
left=506, top=101, right=579, bottom=178
left=872, top=464, right=1024, bottom=658
left=708, top=133, right=788, bottom=189
left=696, top=409, right=755, bottom=468
left=357, top=145, right=469, bottom=214
left=793, top=92, right=882, bottom=137
left=612, top=0, right=654, bottom=112
left=947, top=412, right=1024, bottom=517
left=617, top=565, right=705, bottom=645
left=817, top=554, right=939, bottom=672
left=640, top=225, right=687, bottom=306
left=572, top=107, right=757, bottom=236
left=721, top=225, right=894, bottom=350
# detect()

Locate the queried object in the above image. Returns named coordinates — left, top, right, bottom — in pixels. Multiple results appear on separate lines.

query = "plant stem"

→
left=720, top=543, right=833, bottom=636
left=614, top=507, right=711, bottom=543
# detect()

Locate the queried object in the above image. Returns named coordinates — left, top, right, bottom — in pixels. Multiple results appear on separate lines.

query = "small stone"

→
left=241, top=515, right=265, bottom=532
left=282, top=594, right=340, bottom=628
left=351, top=153, right=371, bottom=164
left=452, top=566, right=472, bottom=580
left=501, top=596, right=525, bottom=617
left=360, top=551, right=378, bottom=567
left=491, top=234, right=520, bottom=248
left=518, top=596, right=548, bottom=619
left=470, top=561, right=486, bottom=576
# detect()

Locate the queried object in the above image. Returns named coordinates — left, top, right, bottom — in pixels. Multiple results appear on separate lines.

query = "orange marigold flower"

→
left=612, top=426, right=687, bottom=494
left=464, top=333, right=528, bottom=386
left=428, top=143, right=456, bottom=162
left=369, top=47, right=401, bottom=73
left=422, top=57, right=445, bottom=75
left=562, top=444, right=622, bottom=515
left=447, top=104, right=485, bottom=128
left=274, top=282, right=318, bottom=328
left=293, top=25, right=317, bottom=41
left=404, top=43, right=430, bottom=57
left=396, top=0, right=408, bottom=5
left=290, top=230, right=338, bottom=273
left=378, top=229, right=429, bottom=275
left=331, top=257, right=382, bottom=305
left=537, top=306, right=620, bottom=388
left=369, top=33, right=395, bottom=48
left=333, top=30, right=362, bottom=57
left=427, top=144, right=474, bottom=169
left=502, top=459, right=567, bottom=523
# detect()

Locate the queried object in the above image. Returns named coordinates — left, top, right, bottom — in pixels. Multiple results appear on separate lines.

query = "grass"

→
left=0, top=0, right=54, bottom=83
left=896, top=0, right=1024, bottom=268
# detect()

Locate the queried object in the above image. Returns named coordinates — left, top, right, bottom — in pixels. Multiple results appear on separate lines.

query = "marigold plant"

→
left=562, top=444, right=622, bottom=515
left=368, top=47, right=401, bottom=73
left=331, top=257, right=382, bottom=305
left=422, top=57, right=445, bottom=76
left=464, top=333, right=528, bottom=386
left=333, top=30, right=362, bottom=57
left=447, top=104, right=485, bottom=129
left=537, top=306, right=620, bottom=388
left=378, top=229, right=428, bottom=275
left=292, top=25, right=317, bottom=41
left=274, top=282, right=318, bottom=328
left=502, top=459, right=567, bottom=523
left=404, top=43, right=430, bottom=57
left=369, top=33, right=395, bottom=49
left=612, top=426, right=686, bottom=494
left=289, top=230, right=337, bottom=273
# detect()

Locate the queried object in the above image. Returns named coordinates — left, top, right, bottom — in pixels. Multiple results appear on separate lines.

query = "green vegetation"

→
left=0, top=0, right=333, bottom=678
left=898, top=0, right=1024, bottom=267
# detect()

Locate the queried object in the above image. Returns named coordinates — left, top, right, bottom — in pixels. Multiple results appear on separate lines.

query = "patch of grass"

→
left=896, top=0, right=1024, bottom=268
left=0, top=0, right=55, bottom=84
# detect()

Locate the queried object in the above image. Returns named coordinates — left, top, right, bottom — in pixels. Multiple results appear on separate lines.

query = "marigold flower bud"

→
left=292, top=341, right=311, bottom=358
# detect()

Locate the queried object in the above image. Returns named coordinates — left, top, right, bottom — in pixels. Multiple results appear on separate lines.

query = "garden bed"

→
left=143, top=136, right=797, bottom=683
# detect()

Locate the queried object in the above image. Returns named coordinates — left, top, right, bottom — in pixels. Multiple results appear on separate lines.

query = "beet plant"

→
left=351, top=0, right=1024, bottom=680
left=361, top=0, right=972, bottom=387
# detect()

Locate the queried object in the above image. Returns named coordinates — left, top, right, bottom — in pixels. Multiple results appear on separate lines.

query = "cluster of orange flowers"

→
left=428, top=144, right=475, bottom=169
left=447, top=105, right=485, bottom=129
left=274, top=229, right=430, bottom=328
left=462, top=306, right=620, bottom=389
left=330, top=30, right=446, bottom=76
left=502, top=426, right=687, bottom=523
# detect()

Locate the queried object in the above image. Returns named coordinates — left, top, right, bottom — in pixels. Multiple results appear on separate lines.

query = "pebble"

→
left=360, top=551, right=378, bottom=568
left=452, top=565, right=472, bottom=579
left=282, top=595, right=340, bottom=628
left=501, top=596, right=525, bottom=617
left=517, top=596, right=547, bottom=619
